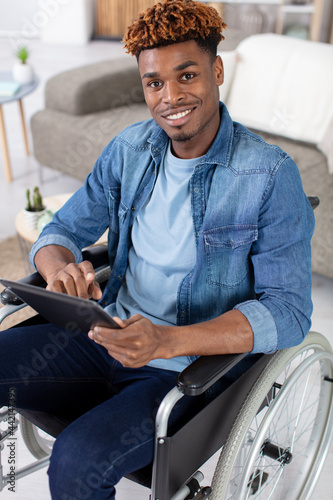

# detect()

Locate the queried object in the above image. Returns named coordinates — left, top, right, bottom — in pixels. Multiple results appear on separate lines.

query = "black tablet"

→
left=0, top=278, right=120, bottom=334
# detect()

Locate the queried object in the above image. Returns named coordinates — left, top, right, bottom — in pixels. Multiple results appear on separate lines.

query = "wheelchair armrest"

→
left=177, top=352, right=247, bottom=396
left=1, top=245, right=109, bottom=307
left=82, top=244, right=109, bottom=268
left=308, top=196, right=320, bottom=210
left=0, top=272, right=46, bottom=306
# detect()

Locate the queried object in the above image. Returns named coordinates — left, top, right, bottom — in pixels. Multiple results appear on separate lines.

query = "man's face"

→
left=138, top=40, right=224, bottom=159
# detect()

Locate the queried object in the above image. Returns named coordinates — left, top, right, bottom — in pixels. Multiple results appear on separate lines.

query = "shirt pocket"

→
left=203, top=225, right=258, bottom=287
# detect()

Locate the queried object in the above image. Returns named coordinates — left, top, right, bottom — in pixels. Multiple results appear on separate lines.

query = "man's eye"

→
left=181, top=73, right=195, bottom=81
left=148, top=81, right=162, bottom=89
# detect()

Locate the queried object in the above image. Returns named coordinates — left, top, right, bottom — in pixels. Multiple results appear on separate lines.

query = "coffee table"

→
left=15, top=193, right=108, bottom=273
left=0, top=71, right=39, bottom=182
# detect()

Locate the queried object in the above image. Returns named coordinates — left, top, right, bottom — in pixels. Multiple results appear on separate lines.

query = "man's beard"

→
left=170, top=127, right=197, bottom=143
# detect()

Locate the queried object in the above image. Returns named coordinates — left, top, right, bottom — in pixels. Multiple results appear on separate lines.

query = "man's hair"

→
left=123, top=0, right=227, bottom=59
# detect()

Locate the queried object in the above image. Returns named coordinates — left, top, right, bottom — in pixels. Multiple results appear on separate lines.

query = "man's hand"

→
left=88, top=315, right=164, bottom=368
left=47, top=260, right=102, bottom=300
left=88, top=309, right=254, bottom=368
left=35, top=245, right=102, bottom=300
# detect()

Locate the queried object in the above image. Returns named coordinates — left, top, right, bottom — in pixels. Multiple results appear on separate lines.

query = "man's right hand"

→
left=47, top=261, right=102, bottom=300
left=34, top=245, right=102, bottom=300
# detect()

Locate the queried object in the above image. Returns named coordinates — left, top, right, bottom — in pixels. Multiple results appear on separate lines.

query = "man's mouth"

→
left=165, top=108, right=193, bottom=120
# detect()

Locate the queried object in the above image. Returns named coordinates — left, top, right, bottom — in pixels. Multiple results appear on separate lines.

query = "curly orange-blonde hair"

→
left=123, top=0, right=227, bottom=59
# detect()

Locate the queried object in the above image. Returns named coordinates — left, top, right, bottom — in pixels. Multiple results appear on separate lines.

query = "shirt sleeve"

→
left=29, top=154, right=110, bottom=270
left=234, top=156, right=315, bottom=354
left=30, top=233, right=83, bottom=269
left=234, top=300, right=278, bottom=353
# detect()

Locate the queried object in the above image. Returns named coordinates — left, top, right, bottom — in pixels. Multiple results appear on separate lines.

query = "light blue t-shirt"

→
left=106, top=141, right=204, bottom=371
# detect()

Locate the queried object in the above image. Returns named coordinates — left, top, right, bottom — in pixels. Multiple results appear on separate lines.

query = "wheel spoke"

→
left=210, top=334, right=333, bottom=500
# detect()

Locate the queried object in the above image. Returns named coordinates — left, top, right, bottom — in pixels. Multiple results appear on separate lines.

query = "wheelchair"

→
left=1, top=196, right=333, bottom=499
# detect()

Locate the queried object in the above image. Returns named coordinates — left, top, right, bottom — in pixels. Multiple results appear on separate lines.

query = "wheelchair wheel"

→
left=210, top=332, right=333, bottom=499
left=20, top=416, right=55, bottom=459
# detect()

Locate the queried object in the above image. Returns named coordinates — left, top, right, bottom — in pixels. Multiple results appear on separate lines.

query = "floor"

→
left=0, top=36, right=333, bottom=499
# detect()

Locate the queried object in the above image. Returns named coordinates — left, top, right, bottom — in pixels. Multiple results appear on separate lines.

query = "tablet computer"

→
left=0, top=278, right=120, bottom=334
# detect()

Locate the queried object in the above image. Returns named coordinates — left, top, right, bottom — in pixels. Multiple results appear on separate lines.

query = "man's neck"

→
left=170, top=108, right=221, bottom=159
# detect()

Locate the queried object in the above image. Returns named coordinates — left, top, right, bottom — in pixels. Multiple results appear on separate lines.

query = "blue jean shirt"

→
left=30, top=103, right=315, bottom=358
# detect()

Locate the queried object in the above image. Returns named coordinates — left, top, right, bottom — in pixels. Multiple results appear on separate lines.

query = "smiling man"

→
left=0, top=1, right=315, bottom=499
left=138, top=39, right=223, bottom=157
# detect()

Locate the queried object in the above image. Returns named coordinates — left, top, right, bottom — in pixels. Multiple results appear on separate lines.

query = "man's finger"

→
left=88, top=325, right=121, bottom=342
left=88, top=280, right=102, bottom=300
left=46, top=279, right=66, bottom=294
left=80, top=261, right=96, bottom=281
left=77, top=261, right=102, bottom=299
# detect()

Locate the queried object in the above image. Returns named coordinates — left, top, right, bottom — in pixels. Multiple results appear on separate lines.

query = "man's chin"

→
left=169, top=129, right=196, bottom=143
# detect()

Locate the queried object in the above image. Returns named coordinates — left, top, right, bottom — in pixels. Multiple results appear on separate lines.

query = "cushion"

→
left=226, top=34, right=333, bottom=172
left=45, top=58, right=144, bottom=116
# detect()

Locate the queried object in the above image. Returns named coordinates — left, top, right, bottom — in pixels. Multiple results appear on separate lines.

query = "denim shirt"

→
left=30, top=103, right=315, bottom=358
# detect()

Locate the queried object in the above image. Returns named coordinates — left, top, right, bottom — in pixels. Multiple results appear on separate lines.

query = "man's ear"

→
left=214, top=55, right=224, bottom=86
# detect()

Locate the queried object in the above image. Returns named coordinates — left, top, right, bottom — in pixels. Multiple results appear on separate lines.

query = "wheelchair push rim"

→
left=209, top=331, right=333, bottom=500
left=20, top=415, right=55, bottom=459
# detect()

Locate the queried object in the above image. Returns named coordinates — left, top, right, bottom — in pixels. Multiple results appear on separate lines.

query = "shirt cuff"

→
left=29, top=234, right=83, bottom=270
left=234, top=300, right=278, bottom=354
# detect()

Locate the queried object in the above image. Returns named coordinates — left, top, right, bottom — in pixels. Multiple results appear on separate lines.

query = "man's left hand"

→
left=88, top=315, right=164, bottom=368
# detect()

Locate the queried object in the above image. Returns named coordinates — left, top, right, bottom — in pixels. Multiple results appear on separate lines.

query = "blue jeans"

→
left=0, top=323, right=205, bottom=499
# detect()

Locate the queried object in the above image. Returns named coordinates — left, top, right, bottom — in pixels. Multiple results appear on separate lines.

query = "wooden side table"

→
left=0, top=71, right=39, bottom=183
left=15, top=193, right=108, bottom=273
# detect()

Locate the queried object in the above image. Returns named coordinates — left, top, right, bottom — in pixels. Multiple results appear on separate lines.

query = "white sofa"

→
left=219, top=33, right=333, bottom=173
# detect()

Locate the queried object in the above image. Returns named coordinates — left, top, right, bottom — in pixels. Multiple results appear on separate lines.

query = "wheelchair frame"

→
left=1, top=197, right=333, bottom=499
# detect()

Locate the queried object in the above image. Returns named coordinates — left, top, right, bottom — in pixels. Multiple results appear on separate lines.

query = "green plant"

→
left=26, top=187, right=44, bottom=212
left=15, top=46, right=29, bottom=64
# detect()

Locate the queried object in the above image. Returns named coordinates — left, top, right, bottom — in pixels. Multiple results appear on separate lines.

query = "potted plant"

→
left=13, top=45, right=34, bottom=84
left=24, top=187, right=46, bottom=230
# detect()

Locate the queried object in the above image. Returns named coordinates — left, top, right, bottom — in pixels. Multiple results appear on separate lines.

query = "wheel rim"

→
left=224, top=342, right=333, bottom=499
left=31, top=425, right=55, bottom=455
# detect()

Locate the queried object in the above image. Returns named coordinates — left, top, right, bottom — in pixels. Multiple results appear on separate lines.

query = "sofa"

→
left=31, top=57, right=151, bottom=180
left=31, top=34, right=333, bottom=278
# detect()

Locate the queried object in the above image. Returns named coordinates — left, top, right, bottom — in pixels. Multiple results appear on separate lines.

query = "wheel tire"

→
left=209, top=332, right=333, bottom=499
left=20, top=416, right=55, bottom=459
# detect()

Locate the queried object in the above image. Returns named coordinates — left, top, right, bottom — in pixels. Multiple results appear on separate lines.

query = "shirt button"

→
left=194, top=187, right=200, bottom=193
left=131, top=206, right=135, bottom=211
left=117, top=275, right=122, bottom=280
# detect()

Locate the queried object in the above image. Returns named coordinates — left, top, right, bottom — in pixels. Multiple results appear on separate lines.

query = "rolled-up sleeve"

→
left=234, top=300, right=278, bottom=353
left=30, top=233, right=83, bottom=269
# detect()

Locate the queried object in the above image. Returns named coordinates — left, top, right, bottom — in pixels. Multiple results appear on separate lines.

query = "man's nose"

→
left=162, top=81, right=185, bottom=105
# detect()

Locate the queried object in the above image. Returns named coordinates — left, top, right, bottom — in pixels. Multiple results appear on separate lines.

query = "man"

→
left=0, top=1, right=314, bottom=498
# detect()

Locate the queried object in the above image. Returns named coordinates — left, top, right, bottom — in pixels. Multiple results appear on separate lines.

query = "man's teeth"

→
left=167, top=109, right=192, bottom=120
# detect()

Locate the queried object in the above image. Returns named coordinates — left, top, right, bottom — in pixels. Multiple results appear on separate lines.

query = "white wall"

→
left=0, top=0, right=96, bottom=44
left=0, top=0, right=41, bottom=36
left=40, top=0, right=95, bottom=44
